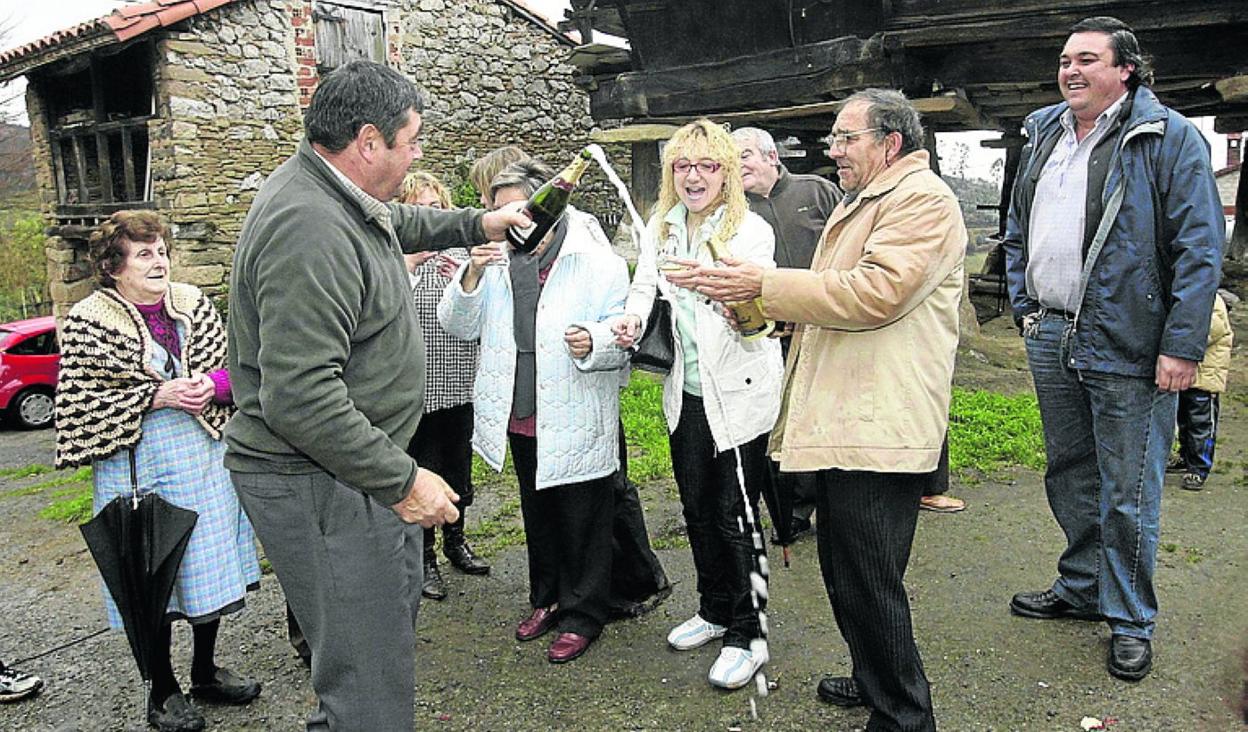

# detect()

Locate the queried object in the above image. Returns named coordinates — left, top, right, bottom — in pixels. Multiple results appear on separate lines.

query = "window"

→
left=6, top=331, right=57, bottom=356
left=34, top=41, right=154, bottom=215
left=314, top=1, right=387, bottom=72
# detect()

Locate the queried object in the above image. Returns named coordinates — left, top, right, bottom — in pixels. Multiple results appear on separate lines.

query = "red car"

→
left=0, top=316, right=58, bottom=429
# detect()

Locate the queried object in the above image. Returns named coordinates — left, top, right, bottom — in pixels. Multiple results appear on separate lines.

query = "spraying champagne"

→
left=506, top=148, right=594, bottom=254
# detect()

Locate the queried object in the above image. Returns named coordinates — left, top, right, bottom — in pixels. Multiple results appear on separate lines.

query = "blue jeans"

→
left=1024, top=312, right=1176, bottom=639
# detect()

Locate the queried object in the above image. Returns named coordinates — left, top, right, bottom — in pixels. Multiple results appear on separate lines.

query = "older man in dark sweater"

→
left=226, top=61, right=526, bottom=731
left=733, top=127, right=841, bottom=542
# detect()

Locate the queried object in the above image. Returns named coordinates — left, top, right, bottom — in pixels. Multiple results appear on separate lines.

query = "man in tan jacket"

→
left=670, top=88, right=964, bottom=732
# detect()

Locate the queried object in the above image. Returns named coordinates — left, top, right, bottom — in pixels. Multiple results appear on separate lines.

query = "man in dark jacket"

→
left=732, top=127, right=841, bottom=542
left=226, top=61, right=526, bottom=730
left=1002, top=17, right=1223, bottom=682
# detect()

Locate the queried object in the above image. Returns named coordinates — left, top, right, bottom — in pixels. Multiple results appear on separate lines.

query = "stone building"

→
left=0, top=0, right=629, bottom=318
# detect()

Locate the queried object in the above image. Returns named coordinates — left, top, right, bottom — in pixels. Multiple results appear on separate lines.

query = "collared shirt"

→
left=1025, top=92, right=1127, bottom=311
left=313, top=148, right=395, bottom=237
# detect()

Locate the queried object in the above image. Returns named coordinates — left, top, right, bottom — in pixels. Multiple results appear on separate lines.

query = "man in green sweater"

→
left=226, top=61, right=526, bottom=731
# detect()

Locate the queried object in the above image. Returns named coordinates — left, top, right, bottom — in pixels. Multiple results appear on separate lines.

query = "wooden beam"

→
left=886, top=0, right=1248, bottom=47
left=588, top=34, right=891, bottom=119
left=606, top=95, right=993, bottom=135
left=590, top=124, right=681, bottom=143
left=1215, top=116, right=1248, bottom=135
left=1217, top=75, right=1248, bottom=103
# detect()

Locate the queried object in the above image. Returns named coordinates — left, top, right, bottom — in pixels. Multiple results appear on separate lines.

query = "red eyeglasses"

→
left=672, top=159, right=722, bottom=175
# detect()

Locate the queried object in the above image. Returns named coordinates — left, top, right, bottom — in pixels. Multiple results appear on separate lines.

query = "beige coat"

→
left=1194, top=294, right=1232, bottom=393
left=760, top=150, right=965, bottom=473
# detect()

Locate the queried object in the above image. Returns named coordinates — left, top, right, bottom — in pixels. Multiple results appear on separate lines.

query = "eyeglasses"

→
left=672, top=159, right=723, bottom=176
left=825, top=127, right=882, bottom=150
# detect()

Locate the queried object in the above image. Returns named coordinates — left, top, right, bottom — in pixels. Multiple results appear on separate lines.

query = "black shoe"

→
left=816, top=676, right=864, bottom=707
left=1009, top=589, right=1100, bottom=621
left=1165, top=456, right=1185, bottom=474
left=422, top=554, right=448, bottom=601
left=1181, top=472, right=1207, bottom=491
left=188, top=668, right=261, bottom=705
left=1108, top=635, right=1152, bottom=681
left=443, top=518, right=490, bottom=575
left=148, top=693, right=206, bottom=732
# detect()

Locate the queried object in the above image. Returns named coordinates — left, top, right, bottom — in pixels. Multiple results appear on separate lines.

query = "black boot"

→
left=422, top=530, right=447, bottom=601
left=443, top=515, right=489, bottom=575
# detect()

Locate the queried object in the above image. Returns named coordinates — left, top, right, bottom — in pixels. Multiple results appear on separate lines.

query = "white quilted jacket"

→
left=438, top=209, right=631, bottom=489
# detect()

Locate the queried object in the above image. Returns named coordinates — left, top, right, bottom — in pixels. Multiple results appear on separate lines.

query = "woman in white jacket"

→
left=616, top=119, right=784, bottom=690
left=439, top=160, right=631, bottom=665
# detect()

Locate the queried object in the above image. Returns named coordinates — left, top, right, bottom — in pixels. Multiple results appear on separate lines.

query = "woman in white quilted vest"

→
left=55, top=211, right=261, bottom=732
left=614, top=119, right=784, bottom=691
left=438, top=160, right=631, bottom=665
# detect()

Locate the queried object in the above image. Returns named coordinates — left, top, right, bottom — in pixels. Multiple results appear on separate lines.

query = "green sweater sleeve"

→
left=388, top=202, right=486, bottom=252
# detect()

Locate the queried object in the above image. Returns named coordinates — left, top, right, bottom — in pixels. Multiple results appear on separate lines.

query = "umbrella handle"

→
left=129, top=450, right=140, bottom=509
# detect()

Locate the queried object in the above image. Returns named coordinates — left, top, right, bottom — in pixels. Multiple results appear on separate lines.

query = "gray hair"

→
left=732, top=127, right=778, bottom=161
left=304, top=61, right=426, bottom=152
left=489, top=159, right=554, bottom=200
left=843, top=88, right=925, bottom=157
left=1069, top=16, right=1154, bottom=89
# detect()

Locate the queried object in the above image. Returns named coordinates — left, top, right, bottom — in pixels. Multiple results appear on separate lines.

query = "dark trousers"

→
left=407, top=404, right=475, bottom=507
left=922, top=436, right=951, bottom=498
left=815, top=469, right=935, bottom=732
left=608, top=423, right=670, bottom=616
left=408, top=404, right=475, bottom=549
left=669, top=393, right=769, bottom=649
left=510, top=432, right=615, bottom=639
left=1176, top=389, right=1219, bottom=478
left=232, top=470, right=422, bottom=732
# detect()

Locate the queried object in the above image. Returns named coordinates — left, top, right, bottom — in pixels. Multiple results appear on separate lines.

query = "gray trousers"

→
left=231, top=470, right=423, bottom=732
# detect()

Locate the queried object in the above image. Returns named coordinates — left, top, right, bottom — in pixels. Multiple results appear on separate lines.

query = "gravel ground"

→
left=0, top=314, right=1244, bottom=731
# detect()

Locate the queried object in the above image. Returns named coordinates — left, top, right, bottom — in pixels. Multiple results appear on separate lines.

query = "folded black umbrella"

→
left=80, top=488, right=197, bottom=681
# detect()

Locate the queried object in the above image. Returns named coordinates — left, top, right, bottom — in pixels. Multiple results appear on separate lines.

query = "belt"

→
left=1038, top=307, right=1077, bottom=320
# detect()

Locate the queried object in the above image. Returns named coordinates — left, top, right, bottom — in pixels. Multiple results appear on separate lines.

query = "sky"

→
left=0, top=0, right=1234, bottom=175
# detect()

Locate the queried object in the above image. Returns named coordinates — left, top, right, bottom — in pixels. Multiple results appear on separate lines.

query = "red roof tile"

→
left=0, top=0, right=243, bottom=70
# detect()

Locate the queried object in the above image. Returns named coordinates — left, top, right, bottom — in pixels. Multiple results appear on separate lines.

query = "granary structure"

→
left=561, top=0, right=1248, bottom=250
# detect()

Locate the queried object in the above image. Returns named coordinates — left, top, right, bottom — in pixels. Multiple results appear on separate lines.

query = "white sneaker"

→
left=707, top=646, right=765, bottom=690
left=666, top=614, right=727, bottom=651
left=0, top=663, right=43, bottom=703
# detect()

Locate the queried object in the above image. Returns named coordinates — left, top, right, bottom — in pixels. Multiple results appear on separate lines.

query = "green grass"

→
left=27, top=467, right=94, bottom=523
left=948, top=387, right=1046, bottom=476
left=0, top=463, right=54, bottom=480
left=466, top=496, right=526, bottom=556
left=621, top=372, right=672, bottom=483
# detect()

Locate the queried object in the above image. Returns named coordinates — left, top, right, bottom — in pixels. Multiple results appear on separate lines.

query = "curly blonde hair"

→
left=399, top=170, right=453, bottom=208
left=654, top=119, right=747, bottom=248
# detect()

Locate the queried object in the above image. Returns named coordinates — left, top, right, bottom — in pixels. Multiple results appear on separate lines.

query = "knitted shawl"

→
left=55, top=283, right=231, bottom=468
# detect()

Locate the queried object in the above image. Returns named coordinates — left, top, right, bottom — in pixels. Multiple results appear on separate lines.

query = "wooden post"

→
left=630, top=141, right=660, bottom=223
left=91, top=62, right=114, bottom=203
left=1231, top=166, right=1248, bottom=261
left=997, top=134, right=1024, bottom=237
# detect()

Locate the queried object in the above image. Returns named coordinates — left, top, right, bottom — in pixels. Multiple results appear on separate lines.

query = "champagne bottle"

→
left=506, top=148, right=595, bottom=254
left=704, top=234, right=775, bottom=340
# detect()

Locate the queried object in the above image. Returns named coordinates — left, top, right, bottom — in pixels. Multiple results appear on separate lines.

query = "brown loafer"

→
left=547, top=632, right=592, bottom=664
left=919, top=495, right=966, bottom=513
left=515, top=607, right=557, bottom=642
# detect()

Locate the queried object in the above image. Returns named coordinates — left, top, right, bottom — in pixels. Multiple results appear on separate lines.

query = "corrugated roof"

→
left=0, top=0, right=242, bottom=80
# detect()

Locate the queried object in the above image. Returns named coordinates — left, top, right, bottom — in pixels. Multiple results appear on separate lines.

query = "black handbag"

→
left=631, top=296, right=674, bottom=374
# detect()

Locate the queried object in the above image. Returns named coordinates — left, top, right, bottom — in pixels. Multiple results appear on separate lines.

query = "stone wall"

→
left=159, top=0, right=304, bottom=294
left=392, top=0, right=631, bottom=230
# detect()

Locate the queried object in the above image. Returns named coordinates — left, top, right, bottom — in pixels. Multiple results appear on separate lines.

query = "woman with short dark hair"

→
left=56, top=210, right=261, bottom=732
